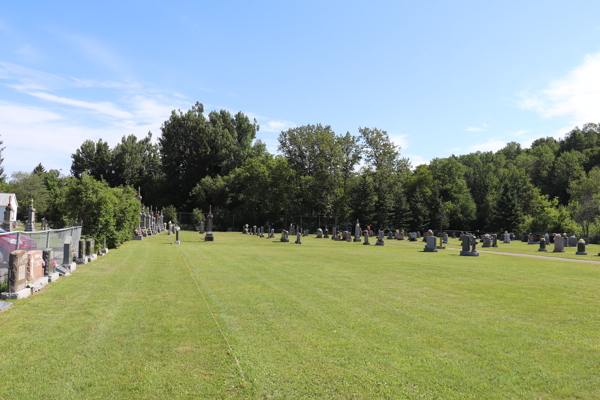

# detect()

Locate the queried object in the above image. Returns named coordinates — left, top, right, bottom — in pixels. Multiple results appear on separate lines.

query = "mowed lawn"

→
left=0, top=232, right=598, bottom=399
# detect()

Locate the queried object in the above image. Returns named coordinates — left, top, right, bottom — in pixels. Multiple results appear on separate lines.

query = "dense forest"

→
left=3, top=102, right=600, bottom=240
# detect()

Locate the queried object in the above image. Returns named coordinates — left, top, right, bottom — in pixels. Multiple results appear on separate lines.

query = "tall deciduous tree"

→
left=71, top=139, right=113, bottom=181
left=159, top=102, right=259, bottom=208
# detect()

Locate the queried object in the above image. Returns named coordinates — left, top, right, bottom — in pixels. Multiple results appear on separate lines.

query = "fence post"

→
left=46, top=230, right=50, bottom=248
left=15, top=232, right=21, bottom=250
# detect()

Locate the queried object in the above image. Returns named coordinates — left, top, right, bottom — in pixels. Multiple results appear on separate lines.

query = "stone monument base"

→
left=376, top=241, right=384, bottom=246
left=553, top=249, right=564, bottom=253
left=133, top=235, right=144, bottom=240
left=538, top=248, right=548, bottom=252
left=424, top=247, right=438, bottom=252
left=48, top=272, right=60, bottom=282
left=0, top=301, right=12, bottom=312
left=436, top=246, right=446, bottom=250
left=460, top=251, right=479, bottom=256
left=31, top=276, right=49, bottom=293
left=354, top=238, right=361, bottom=243
left=76, top=257, right=88, bottom=265
left=1, top=288, right=31, bottom=300
left=527, top=241, right=539, bottom=245
left=205, top=233, right=214, bottom=242
left=576, top=251, right=587, bottom=255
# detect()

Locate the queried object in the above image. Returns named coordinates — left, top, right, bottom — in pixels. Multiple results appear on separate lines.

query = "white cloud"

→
left=260, top=120, right=296, bottom=133
left=514, top=130, right=529, bottom=136
left=466, top=139, right=507, bottom=153
left=405, top=154, right=429, bottom=169
left=28, top=91, right=133, bottom=119
left=519, top=52, right=600, bottom=126
left=389, top=133, right=409, bottom=150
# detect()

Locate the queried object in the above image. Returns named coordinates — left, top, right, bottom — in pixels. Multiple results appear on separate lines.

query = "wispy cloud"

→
left=466, top=127, right=482, bottom=132
left=389, top=133, right=409, bottom=150
left=405, top=154, right=429, bottom=169
left=259, top=120, right=296, bottom=133
left=28, top=91, right=133, bottom=119
left=519, top=52, right=600, bottom=127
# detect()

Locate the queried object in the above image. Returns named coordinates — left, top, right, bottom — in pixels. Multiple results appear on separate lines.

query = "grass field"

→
left=0, top=232, right=598, bottom=399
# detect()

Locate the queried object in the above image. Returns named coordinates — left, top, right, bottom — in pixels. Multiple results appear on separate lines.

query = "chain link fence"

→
left=0, top=226, right=82, bottom=284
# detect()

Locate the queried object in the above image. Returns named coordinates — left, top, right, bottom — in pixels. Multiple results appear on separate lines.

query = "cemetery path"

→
left=395, top=241, right=600, bottom=264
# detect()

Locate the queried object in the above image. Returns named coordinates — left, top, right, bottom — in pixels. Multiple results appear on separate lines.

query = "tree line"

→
left=3, top=102, right=600, bottom=241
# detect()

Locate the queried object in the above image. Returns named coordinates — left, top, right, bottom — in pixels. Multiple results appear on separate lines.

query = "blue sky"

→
left=2, top=0, right=600, bottom=177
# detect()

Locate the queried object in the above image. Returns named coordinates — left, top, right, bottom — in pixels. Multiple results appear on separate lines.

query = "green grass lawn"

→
left=0, top=232, right=598, bottom=399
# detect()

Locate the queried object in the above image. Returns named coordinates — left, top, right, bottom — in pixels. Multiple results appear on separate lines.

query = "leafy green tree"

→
left=359, top=127, right=405, bottom=228
left=159, top=102, right=259, bottom=208
left=60, top=174, right=137, bottom=248
left=163, top=205, right=178, bottom=226
left=552, top=150, right=587, bottom=204
left=9, top=171, right=50, bottom=219
left=71, top=139, right=113, bottom=181
left=428, top=157, right=476, bottom=229
left=191, top=208, right=205, bottom=229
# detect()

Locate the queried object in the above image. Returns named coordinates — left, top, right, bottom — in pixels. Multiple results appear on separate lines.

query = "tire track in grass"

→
left=174, top=244, right=246, bottom=387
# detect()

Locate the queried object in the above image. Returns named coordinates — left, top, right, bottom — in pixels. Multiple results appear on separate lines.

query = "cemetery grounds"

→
left=0, top=232, right=598, bottom=399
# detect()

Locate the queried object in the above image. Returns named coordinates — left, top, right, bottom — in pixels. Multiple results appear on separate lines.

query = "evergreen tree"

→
left=494, top=183, right=523, bottom=232
left=32, top=163, right=46, bottom=174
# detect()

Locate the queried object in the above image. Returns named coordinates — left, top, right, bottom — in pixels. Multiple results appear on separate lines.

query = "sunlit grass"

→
left=0, top=232, right=598, bottom=399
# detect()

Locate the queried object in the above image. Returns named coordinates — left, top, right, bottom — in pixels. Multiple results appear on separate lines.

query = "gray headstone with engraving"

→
left=424, top=236, right=437, bottom=252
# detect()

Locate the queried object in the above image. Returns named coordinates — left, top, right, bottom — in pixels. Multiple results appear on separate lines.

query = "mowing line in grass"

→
left=174, top=244, right=247, bottom=385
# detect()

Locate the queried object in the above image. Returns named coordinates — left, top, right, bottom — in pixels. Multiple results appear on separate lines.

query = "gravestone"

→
left=354, top=220, right=361, bottom=242
left=544, top=233, right=550, bottom=244
left=568, top=235, right=577, bottom=247
left=482, top=235, right=491, bottom=248
left=2, top=250, right=29, bottom=299
left=9, top=250, right=27, bottom=292
left=25, top=199, right=36, bottom=232
left=86, top=238, right=96, bottom=262
left=101, top=236, right=109, bottom=255
left=376, top=230, right=385, bottom=246
left=409, top=232, right=417, bottom=241
left=43, top=248, right=59, bottom=282
left=388, top=231, right=393, bottom=240
left=2, top=195, right=14, bottom=232
left=538, top=238, right=547, bottom=252
left=491, top=234, right=498, bottom=247
left=576, top=239, right=587, bottom=255
left=399, top=231, right=405, bottom=240
left=424, top=236, right=437, bottom=252
left=528, top=233, right=538, bottom=244
left=323, top=228, right=329, bottom=239
left=346, top=231, right=352, bottom=242
left=175, top=227, right=180, bottom=244
left=260, top=227, right=265, bottom=238
left=343, top=231, right=348, bottom=241
left=331, top=227, right=337, bottom=240
left=205, top=206, right=214, bottom=242
left=452, top=231, right=456, bottom=239
left=459, top=232, right=465, bottom=241
left=368, top=230, right=373, bottom=237
left=280, top=230, right=289, bottom=243
left=553, top=234, right=564, bottom=253
left=460, top=235, right=479, bottom=256
left=26, top=250, right=44, bottom=281
left=168, top=222, right=172, bottom=235
left=503, top=232, right=510, bottom=243
left=76, top=239, right=87, bottom=264
left=295, top=232, right=302, bottom=244
left=199, top=220, right=205, bottom=234
left=316, top=228, right=323, bottom=238
left=363, top=230, right=370, bottom=245
left=269, top=228, right=275, bottom=239
left=443, top=233, right=449, bottom=244
left=416, top=231, right=421, bottom=238
left=395, top=229, right=400, bottom=240
left=437, top=236, right=446, bottom=250
left=59, top=235, right=75, bottom=274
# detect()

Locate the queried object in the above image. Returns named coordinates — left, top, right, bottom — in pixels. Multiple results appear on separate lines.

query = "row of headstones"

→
left=1, top=236, right=108, bottom=300
left=138, top=206, right=165, bottom=238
